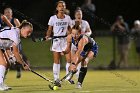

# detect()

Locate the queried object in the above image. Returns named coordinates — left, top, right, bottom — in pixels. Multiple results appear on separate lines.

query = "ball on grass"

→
left=53, top=86, right=58, bottom=90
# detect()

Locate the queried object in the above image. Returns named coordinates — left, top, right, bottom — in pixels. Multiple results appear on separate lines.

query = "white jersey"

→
left=48, top=15, right=72, bottom=36
left=71, top=20, right=91, bottom=53
left=72, top=20, right=90, bottom=34
left=0, top=27, right=20, bottom=46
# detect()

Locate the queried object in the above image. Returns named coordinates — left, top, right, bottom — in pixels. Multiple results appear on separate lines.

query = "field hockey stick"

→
left=31, top=35, right=67, bottom=42
left=31, top=36, right=52, bottom=42
left=48, top=71, right=75, bottom=90
left=30, top=69, right=54, bottom=84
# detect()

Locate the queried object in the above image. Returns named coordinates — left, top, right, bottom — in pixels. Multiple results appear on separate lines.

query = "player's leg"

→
left=0, top=50, right=9, bottom=91
left=16, top=43, right=22, bottom=78
left=76, top=51, right=94, bottom=89
left=77, top=43, right=98, bottom=88
left=53, top=51, right=61, bottom=81
left=65, top=52, right=75, bottom=84
left=65, top=52, right=71, bottom=79
left=75, top=62, right=81, bottom=79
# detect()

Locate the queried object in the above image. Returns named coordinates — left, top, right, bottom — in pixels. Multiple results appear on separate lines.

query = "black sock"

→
left=16, top=62, right=22, bottom=72
left=78, top=67, right=87, bottom=84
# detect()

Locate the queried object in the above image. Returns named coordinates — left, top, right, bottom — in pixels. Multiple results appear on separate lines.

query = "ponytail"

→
left=72, top=21, right=81, bottom=33
left=18, top=20, right=33, bottom=29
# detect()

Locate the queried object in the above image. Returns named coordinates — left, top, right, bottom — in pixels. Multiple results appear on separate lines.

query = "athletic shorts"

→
left=0, top=38, right=13, bottom=49
left=51, top=37, right=67, bottom=52
left=80, top=43, right=98, bottom=58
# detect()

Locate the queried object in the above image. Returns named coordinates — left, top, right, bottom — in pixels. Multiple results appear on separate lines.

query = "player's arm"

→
left=14, top=18, right=21, bottom=27
left=74, top=37, right=88, bottom=66
left=85, top=27, right=92, bottom=36
left=1, top=15, right=13, bottom=27
left=62, top=34, right=72, bottom=54
left=85, top=21, right=92, bottom=36
left=69, top=37, right=88, bottom=72
left=12, top=44, right=29, bottom=70
left=67, top=25, right=72, bottom=35
left=45, top=25, right=53, bottom=40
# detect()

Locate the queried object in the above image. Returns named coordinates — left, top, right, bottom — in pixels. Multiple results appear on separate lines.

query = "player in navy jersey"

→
left=68, top=7, right=92, bottom=80
left=63, top=23, right=98, bottom=88
left=0, top=13, right=13, bottom=30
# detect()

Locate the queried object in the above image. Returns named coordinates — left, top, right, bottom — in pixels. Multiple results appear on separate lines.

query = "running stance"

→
left=70, top=7, right=92, bottom=79
left=45, top=1, right=72, bottom=82
left=63, top=23, right=98, bottom=88
left=0, top=20, right=33, bottom=91
left=2, top=7, right=26, bottom=78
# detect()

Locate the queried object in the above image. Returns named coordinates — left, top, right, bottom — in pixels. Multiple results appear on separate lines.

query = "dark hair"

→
left=72, top=21, right=81, bottom=33
left=55, top=0, right=66, bottom=14
left=75, top=7, right=82, bottom=14
left=18, top=20, right=33, bottom=29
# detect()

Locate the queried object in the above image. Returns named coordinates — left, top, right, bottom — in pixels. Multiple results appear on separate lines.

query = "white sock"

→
left=65, top=63, right=70, bottom=80
left=75, top=63, right=81, bottom=79
left=53, top=63, right=60, bottom=81
left=0, top=65, right=6, bottom=84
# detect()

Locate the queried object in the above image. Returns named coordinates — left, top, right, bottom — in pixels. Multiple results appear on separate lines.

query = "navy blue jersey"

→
left=72, top=35, right=98, bottom=57
left=0, top=18, right=15, bottom=30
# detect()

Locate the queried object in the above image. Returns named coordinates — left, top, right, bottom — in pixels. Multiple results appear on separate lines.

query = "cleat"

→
left=0, top=83, right=8, bottom=91
left=16, top=72, right=21, bottom=78
left=54, top=79, right=61, bottom=87
left=76, top=82, right=82, bottom=89
left=3, top=84, right=12, bottom=90
left=68, top=79, right=75, bottom=84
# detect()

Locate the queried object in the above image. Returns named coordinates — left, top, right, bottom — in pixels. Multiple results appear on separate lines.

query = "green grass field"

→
left=21, top=36, right=140, bottom=68
left=3, top=70, right=140, bottom=93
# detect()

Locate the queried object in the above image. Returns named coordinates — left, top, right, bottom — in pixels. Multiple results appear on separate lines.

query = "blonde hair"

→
left=18, top=20, right=33, bottom=29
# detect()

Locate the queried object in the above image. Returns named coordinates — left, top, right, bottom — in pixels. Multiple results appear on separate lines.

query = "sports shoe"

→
left=68, top=79, right=75, bottom=84
left=3, top=84, right=12, bottom=90
left=76, top=82, right=82, bottom=89
left=16, top=71, right=21, bottom=78
left=0, top=83, right=8, bottom=91
left=54, top=79, right=61, bottom=87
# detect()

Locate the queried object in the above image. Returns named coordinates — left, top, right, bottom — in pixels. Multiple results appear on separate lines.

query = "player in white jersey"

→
left=0, top=20, right=33, bottom=91
left=45, top=1, right=72, bottom=82
left=72, top=7, right=92, bottom=36
left=69, top=7, right=92, bottom=79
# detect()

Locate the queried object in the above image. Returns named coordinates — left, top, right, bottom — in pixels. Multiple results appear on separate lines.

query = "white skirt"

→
left=51, top=37, right=67, bottom=52
left=0, top=38, right=14, bottom=49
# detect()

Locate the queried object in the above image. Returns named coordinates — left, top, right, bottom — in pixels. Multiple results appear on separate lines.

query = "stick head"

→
left=54, top=79, right=61, bottom=87
left=48, top=84, right=53, bottom=90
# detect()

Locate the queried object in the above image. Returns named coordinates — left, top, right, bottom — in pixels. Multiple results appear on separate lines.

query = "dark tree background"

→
left=0, top=0, right=140, bottom=30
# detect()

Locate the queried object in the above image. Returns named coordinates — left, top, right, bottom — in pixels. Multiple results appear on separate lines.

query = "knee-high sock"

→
left=75, top=63, right=81, bottom=79
left=16, top=62, right=22, bottom=72
left=65, top=63, right=70, bottom=80
left=78, top=67, right=87, bottom=84
left=0, top=65, right=6, bottom=84
left=53, top=63, right=60, bottom=81
left=4, top=69, right=9, bottom=81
